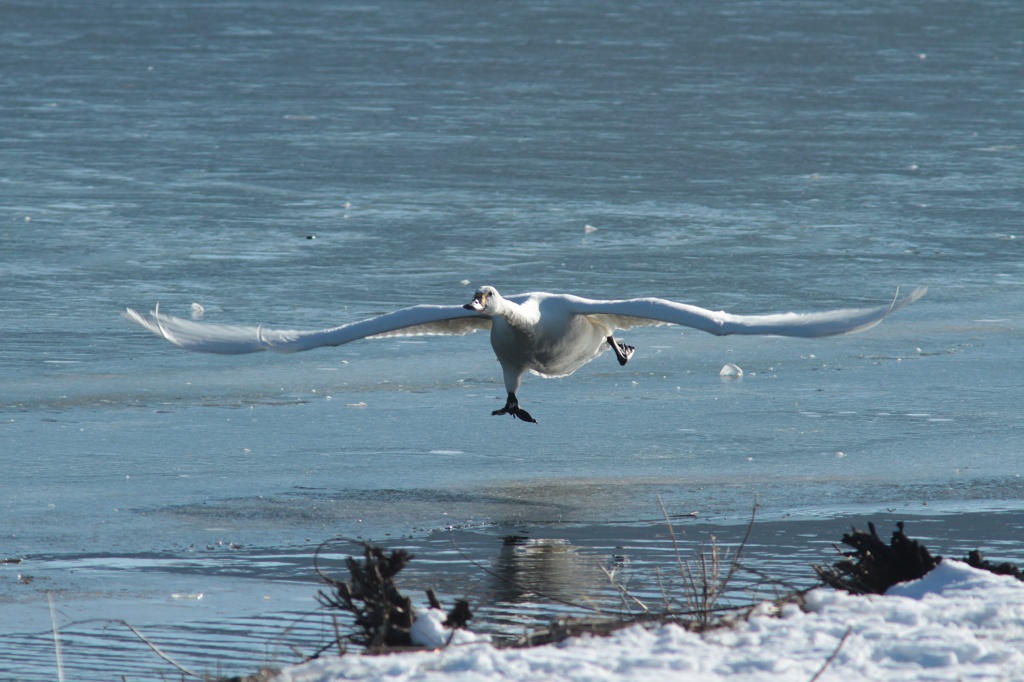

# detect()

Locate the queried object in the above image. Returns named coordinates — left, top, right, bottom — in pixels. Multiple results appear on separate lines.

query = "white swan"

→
left=123, top=285, right=926, bottom=423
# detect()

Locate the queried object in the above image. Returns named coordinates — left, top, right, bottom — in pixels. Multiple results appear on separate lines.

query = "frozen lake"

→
left=2, top=0, right=1022, bottom=679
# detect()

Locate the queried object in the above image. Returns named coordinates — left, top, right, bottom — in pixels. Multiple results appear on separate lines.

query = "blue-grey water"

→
left=2, top=0, right=1022, bottom=679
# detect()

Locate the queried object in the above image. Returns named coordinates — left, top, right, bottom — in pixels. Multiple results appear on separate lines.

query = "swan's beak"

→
left=464, top=292, right=487, bottom=311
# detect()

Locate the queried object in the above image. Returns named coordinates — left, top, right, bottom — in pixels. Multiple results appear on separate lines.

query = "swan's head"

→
left=464, top=286, right=501, bottom=313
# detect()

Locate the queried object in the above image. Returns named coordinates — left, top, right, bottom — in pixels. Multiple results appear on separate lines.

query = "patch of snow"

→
left=277, top=561, right=1024, bottom=681
left=409, top=608, right=491, bottom=649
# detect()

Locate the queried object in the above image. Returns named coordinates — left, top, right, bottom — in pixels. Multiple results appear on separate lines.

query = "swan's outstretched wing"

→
left=122, top=304, right=491, bottom=354
left=567, top=286, right=926, bottom=338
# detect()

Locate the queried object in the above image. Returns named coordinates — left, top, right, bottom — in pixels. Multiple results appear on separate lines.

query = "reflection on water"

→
left=490, top=536, right=609, bottom=606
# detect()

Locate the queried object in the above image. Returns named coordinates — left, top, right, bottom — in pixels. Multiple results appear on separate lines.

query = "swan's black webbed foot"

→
left=492, top=393, right=537, bottom=423
left=607, top=336, right=635, bottom=366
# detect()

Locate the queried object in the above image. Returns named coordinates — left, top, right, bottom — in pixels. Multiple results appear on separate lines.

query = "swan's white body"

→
left=124, top=285, right=926, bottom=422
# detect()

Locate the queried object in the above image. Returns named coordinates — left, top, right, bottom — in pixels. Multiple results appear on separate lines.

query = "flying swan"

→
left=124, top=286, right=926, bottom=423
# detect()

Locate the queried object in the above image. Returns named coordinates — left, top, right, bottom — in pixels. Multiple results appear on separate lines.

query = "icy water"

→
left=2, top=0, right=1022, bottom=679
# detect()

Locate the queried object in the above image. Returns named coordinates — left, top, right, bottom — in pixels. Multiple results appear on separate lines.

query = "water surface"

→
left=2, top=0, right=1022, bottom=679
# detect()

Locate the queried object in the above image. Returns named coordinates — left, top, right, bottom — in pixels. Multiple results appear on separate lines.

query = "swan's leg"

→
left=607, top=336, right=635, bottom=366
left=492, top=393, right=537, bottom=423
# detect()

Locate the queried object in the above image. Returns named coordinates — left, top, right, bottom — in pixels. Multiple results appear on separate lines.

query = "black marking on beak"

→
left=464, top=293, right=487, bottom=311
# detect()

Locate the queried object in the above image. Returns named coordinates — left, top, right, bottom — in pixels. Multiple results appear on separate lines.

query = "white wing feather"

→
left=122, top=304, right=491, bottom=354
left=559, top=286, right=927, bottom=338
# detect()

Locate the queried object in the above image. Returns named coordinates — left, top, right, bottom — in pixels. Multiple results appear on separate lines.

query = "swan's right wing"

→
left=123, top=304, right=491, bottom=354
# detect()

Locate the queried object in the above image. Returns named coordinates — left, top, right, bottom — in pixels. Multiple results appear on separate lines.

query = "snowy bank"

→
left=276, top=560, right=1024, bottom=682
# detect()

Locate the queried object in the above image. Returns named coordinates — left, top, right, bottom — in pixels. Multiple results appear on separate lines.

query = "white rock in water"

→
left=719, top=363, right=743, bottom=377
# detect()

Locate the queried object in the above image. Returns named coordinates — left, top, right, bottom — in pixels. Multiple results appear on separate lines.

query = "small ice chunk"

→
left=719, top=363, right=743, bottom=377
left=584, top=224, right=598, bottom=233
left=191, top=302, right=205, bottom=319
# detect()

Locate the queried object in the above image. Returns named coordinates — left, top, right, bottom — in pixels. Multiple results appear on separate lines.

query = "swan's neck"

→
left=492, top=296, right=535, bottom=331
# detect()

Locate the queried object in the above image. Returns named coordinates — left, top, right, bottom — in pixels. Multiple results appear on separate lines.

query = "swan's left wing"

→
left=123, top=304, right=491, bottom=354
left=566, top=287, right=926, bottom=338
